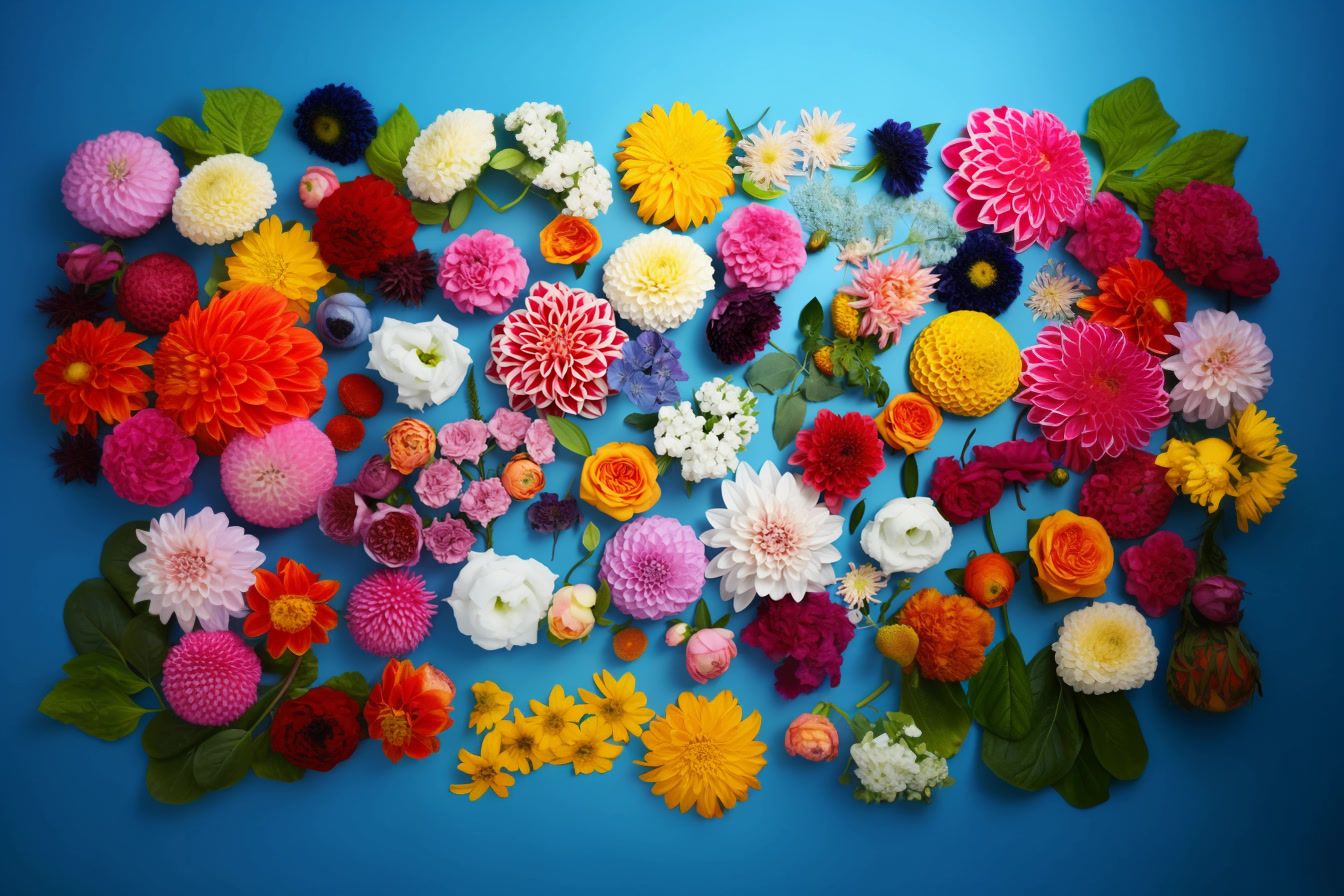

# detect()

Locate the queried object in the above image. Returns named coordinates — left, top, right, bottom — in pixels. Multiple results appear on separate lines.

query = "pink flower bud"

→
left=784, top=712, right=840, bottom=762
left=685, top=628, right=736, bottom=683
left=548, top=585, right=597, bottom=641
left=665, top=622, right=690, bottom=647
left=1191, top=575, right=1246, bottom=624
left=57, top=244, right=122, bottom=285
left=298, top=166, right=340, bottom=210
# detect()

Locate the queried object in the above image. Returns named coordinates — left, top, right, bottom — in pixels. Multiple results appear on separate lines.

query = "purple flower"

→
left=527, top=492, right=579, bottom=533
left=317, top=485, right=371, bottom=545
left=414, top=460, right=463, bottom=509
left=353, top=455, right=402, bottom=500
left=58, top=244, right=122, bottom=286
left=599, top=515, right=707, bottom=620
left=424, top=516, right=476, bottom=565
left=459, top=477, right=511, bottom=525
left=437, top=420, right=490, bottom=465
left=705, top=287, right=781, bottom=365
left=362, top=503, right=423, bottom=568
left=609, top=330, right=687, bottom=410
left=1192, top=575, right=1246, bottom=624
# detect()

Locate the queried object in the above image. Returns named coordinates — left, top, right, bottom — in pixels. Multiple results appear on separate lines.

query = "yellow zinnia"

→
left=495, top=710, right=549, bottom=774
left=1229, top=405, right=1297, bottom=532
left=614, top=102, right=735, bottom=231
left=1155, top=437, right=1240, bottom=512
left=468, top=680, right=512, bottom=734
left=577, top=670, right=654, bottom=743
left=553, top=717, right=623, bottom=775
left=530, top=684, right=585, bottom=759
left=450, top=732, right=514, bottom=801
left=636, top=691, right=767, bottom=819
left=221, top=215, right=334, bottom=320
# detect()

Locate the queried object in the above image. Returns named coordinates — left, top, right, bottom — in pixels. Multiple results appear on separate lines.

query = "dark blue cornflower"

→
left=870, top=119, right=931, bottom=198
left=294, top=83, right=378, bottom=165
left=933, top=228, right=1023, bottom=317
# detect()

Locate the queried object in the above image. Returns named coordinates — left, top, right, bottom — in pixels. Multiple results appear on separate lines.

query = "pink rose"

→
left=459, top=477, right=511, bottom=525
left=1120, top=530, right=1197, bottom=617
left=929, top=457, right=1006, bottom=525
left=1191, top=574, right=1246, bottom=624
left=352, top=454, right=402, bottom=500
left=437, top=230, right=529, bottom=315
left=524, top=419, right=556, bottom=464
left=488, top=407, right=531, bottom=452
left=100, top=409, right=198, bottom=507
left=299, top=166, right=340, bottom=210
left=58, top=244, right=123, bottom=286
left=685, top=628, right=737, bottom=684
left=414, top=460, right=463, bottom=509
left=423, top=516, right=476, bottom=565
left=317, top=485, right=371, bottom=545
left=362, top=503, right=423, bottom=568
left=1065, top=192, right=1142, bottom=276
left=437, top=420, right=489, bottom=465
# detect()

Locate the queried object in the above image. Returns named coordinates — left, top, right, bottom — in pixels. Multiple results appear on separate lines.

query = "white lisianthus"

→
left=367, top=316, right=471, bottom=410
left=860, top=496, right=952, bottom=575
left=446, top=550, right=557, bottom=650
left=404, top=109, right=496, bottom=203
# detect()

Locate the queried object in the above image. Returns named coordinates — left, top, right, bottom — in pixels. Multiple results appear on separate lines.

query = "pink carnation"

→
left=525, top=419, right=555, bottom=464
left=487, top=407, right=531, bottom=451
left=437, top=420, right=489, bottom=465
left=362, top=503, right=423, bottom=568
left=414, top=460, right=463, bottom=509
left=459, top=477, right=511, bottom=525
left=424, top=516, right=476, bottom=564
left=716, top=203, right=807, bottom=292
left=100, top=409, right=199, bottom=507
left=219, top=419, right=337, bottom=529
left=1120, top=531, right=1196, bottom=617
left=437, top=230, right=529, bottom=315
left=1152, top=181, right=1279, bottom=298
left=1079, top=448, right=1174, bottom=539
left=61, top=131, right=179, bottom=238
left=1066, top=192, right=1142, bottom=276
left=929, top=457, right=1005, bottom=525
left=317, top=484, right=371, bottom=545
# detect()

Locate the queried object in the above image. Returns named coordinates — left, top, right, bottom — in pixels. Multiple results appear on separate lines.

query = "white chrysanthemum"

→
left=404, top=108, right=496, bottom=203
left=797, top=108, right=856, bottom=173
left=701, top=461, right=843, bottom=611
left=128, top=507, right=265, bottom=631
left=1026, top=261, right=1085, bottom=322
left=171, top=153, right=276, bottom=246
left=1053, top=602, right=1159, bottom=695
left=1163, top=309, right=1272, bottom=427
left=733, top=121, right=803, bottom=190
left=602, top=228, right=715, bottom=332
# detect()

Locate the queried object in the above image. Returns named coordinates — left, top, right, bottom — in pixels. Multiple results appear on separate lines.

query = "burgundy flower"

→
left=1079, top=448, right=1174, bottom=539
left=352, top=454, right=402, bottom=500
left=972, top=438, right=1053, bottom=487
left=362, top=503, right=423, bottom=567
left=928, top=457, right=1005, bottom=525
left=1119, top=531, right=1196, bottom=617
left=705, top=287, right=781, bottom=365
left=317, top=484, right=371, bottom=545
left=741, top=591, right=855, bottom=699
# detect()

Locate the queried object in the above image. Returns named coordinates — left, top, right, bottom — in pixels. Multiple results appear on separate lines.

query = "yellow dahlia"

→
left=449, top=731, right=514, bottom=800
left=908, top=310, right=1021, bottom=416
left=553, top=717, right=623, bottom=775
left=1228, top=405, right=1296, bottom=532
left=577, top=670, right=654, bottom=743
left=467, top=680, right=513, bottom=734
left=1155, top=437, right=1240, bottom=513
left=220, top=215, right=333, bottom=321
left=615, top=102, right=735, bottom=230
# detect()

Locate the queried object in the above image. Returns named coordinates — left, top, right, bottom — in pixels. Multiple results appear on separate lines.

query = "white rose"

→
left=859, top=496, right=952, bottom=575
left=367, top=316, right=471, bottom=410
left=446, top=550, right=557, bottom=650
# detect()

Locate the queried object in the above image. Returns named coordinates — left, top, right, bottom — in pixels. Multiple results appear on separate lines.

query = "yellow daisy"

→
left=449, top=732, right=514, bottom=801
left=553, top=717, right=623, bottom=775
left=220, top=215, right=334, bottom=321
left=1229, top=405, right=1297, bottom=532
left=614, top=102, right=735, bottom=231
left=636, top=691, right=767, bottom=819
left=495, top=710, right=549, bottom=774
left=577, top=669, right=654, bottom=743
left=529, top=684, right=585, bottom=759
left=468, top=680, right=512, bottom=734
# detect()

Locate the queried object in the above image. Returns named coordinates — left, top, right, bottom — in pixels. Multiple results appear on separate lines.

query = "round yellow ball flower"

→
left=172, top=153, right=276, bottom=246
left=831, top=291, right=862, bottom=339
left=602, top=228, right=714, bottom=332
left=908, top=310, right=1021, bottom=416
left=404, top=108, right=496, bottom=203
left=614, top=102, right=735, bottom=231
left=220, top=216, right=333, bottom=321
left=1052, top=602, right=1158, bottom=695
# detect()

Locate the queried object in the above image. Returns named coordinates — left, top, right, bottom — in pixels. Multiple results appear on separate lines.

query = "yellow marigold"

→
left=637, top=691, right=767, bottom=819
left=1155, top=437, right=1240, bottom=513
left=908, top=310, right=1020, bottom=417
left=897, top=588, right=995, bottom=681
left=468, top=680, right=512, bottom=734
left=614, top=103, right=735, bottom=231
left=220, top=215, right=333, bottom=321
left=830, top=291, right=862, bottom=339
left=1229, top=405, right=1297, bottom=532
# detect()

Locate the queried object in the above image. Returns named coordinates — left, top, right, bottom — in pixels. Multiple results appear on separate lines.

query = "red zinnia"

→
left=1077, top=257, right=1187, bottom=355
left=34, top=319, right=152, bottom=435
left=788, top=410, right=885, bottom=513
left=243, top=557, right=340, bottom=658
left=313, top=175, right=417, bottom=279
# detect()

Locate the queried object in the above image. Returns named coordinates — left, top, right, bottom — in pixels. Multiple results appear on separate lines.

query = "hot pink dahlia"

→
left=100, top=408, right=199, bottom=507
left=599, top=515, right=708, bottom=620
left=716, top=203, right=808, bottom=292
left=942, top=107, right=1091, bottom=252
left=345, top=568, right=437, bottom=656
left=219, top=418, right=338, bottom=529
left=1065, top=192, right=1142, bottom=276
left=1120, top=530, right=1196, bottom=618
left=437, top=229, right=530, bottom=315
left=1078, top=448, right=1175, bottom=539
left=1152, top=181, right=1278, bottom=298
left=62, top=131, right=180, bottom=238
left=161, top=630, right=261, bottom=726
left=842, top=253, right=938, bottom=348
left=1016, top=319, right=1170, bottom=469
left=486, top=281, right=628, bottom=418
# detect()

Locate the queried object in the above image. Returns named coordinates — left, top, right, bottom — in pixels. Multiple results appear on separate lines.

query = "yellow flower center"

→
left=598, top=699, right=625, bottom=723
left=380, top=711, right=411, bottom=746
left=63, top=361, right=93, bottom=384
left=106, top=157, right=129, bottom=180
left=968, top=260, right=998, bottom=288
left=269, top=595, right=317, bottom=633
left=312, top=114, right=342, bottom=145
left=540, top=710, right=567, bottom=734
left=1082, top=622, right=1132, bottom=664
left=474, top=763, right=498, bottom=784
left=1149, top=297, right=1173, bottom=321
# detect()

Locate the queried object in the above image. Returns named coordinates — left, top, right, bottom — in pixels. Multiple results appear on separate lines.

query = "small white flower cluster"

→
left=653, top=378, right=759, bottom=483
left=504, top=102, right=613, bottom=219
left=850, top=727, right=950, bottom=803
left=503, top=102, right=562, bottom=158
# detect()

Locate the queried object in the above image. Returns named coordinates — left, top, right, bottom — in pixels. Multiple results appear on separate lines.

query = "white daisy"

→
left=1163, top=309, right=1273, bottom=427
left=1025, top=261, right=1086, bottom=322
left=797, top=108, right=856, bottom=173
left=732, top=121, right=803, bottom=190
left=837, top=562, right=888, bottom=611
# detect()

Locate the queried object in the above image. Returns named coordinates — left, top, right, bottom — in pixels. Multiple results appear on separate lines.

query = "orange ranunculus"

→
left=964, top=552, right=1017, bottom=609
left=242, top=557, right=340, bottom=658
left=539, top=215, right=602, bottom=266
left=365, top=658, right=456, bottom=763
left=502, top=453, right=545, bottom=500
left=34, top=319, right=153, bottom=435
left=579, top=442, right=661, bottom=521
left=897, top=588, right=995, bottom=682
left=875, top=392, right=942, bottom=453
left=1029, top=509, right=1114, bottom=603
left=384, top=418, right=436, bottom=474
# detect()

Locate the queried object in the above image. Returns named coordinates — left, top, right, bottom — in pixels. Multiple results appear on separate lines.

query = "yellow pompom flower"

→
left=614, top=103, right=735, bottom=231
left=812, top=345, right=834, bottom=376
left=450, top=732, right=515, bottom=801
left=577, top=670, right=654, bottom=743
left=553, top=717, right=623, bottom=775
left=495, top=710, right=549, bottom=774
left=221, top=215, right=333, bottom=321
left=1155, top=437, right=1240, bottom=512
left=467, top=680, right=512, bottom=734
left=1229, top=405, right=1297, bottom=532
left=908, top=310, right=1021, bottom=417
left=831, top=291, right=862, bottom=339
left=529, top=684, right=585, bottom=759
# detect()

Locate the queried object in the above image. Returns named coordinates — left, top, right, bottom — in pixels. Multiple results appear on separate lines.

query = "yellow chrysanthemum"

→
left=467, top=680, right=512, bottom=734
left=1229, top=405, right=1297, bottom=532
left=614, top=102, right=736, bottom=231
left=449, top=732, right=515, bottom=801
left=530, top=684, right=585, bottom=758
left=636, top=691, right=767, bottom=819
left=577, top=670, right=654, bottom=743
left=495, top=710, right=549, bottom=774
left=220, top=215, right=333, bottom=321
left=552, top=717, right=623, bottom=775
left=908, top=310, right=1021, bottom=417
left=1155, top=437, right=1240, bottom=512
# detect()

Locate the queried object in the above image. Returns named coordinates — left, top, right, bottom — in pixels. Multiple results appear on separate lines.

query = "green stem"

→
left=485, top=522, right=494, bottom=550
left=473, top=182, right=532, bottom=213
left=983, top=511, right=1000, bottom=554
left=855, top=680, right=891, bottom=709
left=766, top=341, right=802, bottom=367
left=959, top=427, right=976, bottom=465
left=561, top=549, right=592, bottom=587
left=999, top=599, right=1014, bottom=640
left=247, top=653, right=303, bottom=735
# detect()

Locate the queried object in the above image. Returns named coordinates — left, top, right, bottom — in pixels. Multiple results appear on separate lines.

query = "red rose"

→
left=270, top=686, right=364, bottom=772
left=929, top=457, right=1005, bottom=525
left=313, top=175, right=417, bottom=279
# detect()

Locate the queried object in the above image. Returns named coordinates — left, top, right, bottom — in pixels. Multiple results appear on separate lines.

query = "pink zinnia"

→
left=362, top=503, right=424, bottom=567
left=219, top=419, right=337, bottom=529
left=100, top=408, right=199, bottom=507
left=599, top=515, right=708, bottom=620
left=1079, top=448, right=1174, bottom=539
left=345, top=568, right=437, bottom=656
left=1120, top=531, right=1196, bottom=618
left=62, top=131, right=179, bottom=238
left=414, top=460, right=464, bottom=509
left=1066, top=192, right=1142, bottom=276
left=942, top=107, right=1091, bottom=252
left=1016, top=319, right=1170, bottom=469
left=716, top=203, right=808, bottom=292
left=424, top=517, right=475, bottom=565
left=161, top=630, right=261, bottom=727
left=487, top=407, right=531, bottom=451
left=437, top=229, right=530, bottom=315
left=437, top=419, right=489, bottom=465
left=842, top=253, right=938, bottom=348
left=459, top=477, right=511, bottom=525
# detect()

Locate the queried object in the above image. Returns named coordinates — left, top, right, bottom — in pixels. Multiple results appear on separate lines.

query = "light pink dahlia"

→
left=219, top=418, right=338, bottom=529
left=599, top=515, right=708, bottom=620
left=486, top=281, right=627, bottom=418
left=162, top=630, right=261, bottom=726
left=100, top=408, right=199, bottom=507
left=1066, top=192, right=1142, bottom=276
left=942, top=107, right=1091, bottom=252
left=62, top=131, right=180, bottom=238
left=345, top=568, right=437, bottom=656
left=1016, top=319, right=1171, bottom=469
left=716, top=203, right=808, bottom=292
left=842, top=253, right=938, bottom=348
left=437, top=229, right=530, bottom=315
left=1162, top=309, right=1271, bottom=427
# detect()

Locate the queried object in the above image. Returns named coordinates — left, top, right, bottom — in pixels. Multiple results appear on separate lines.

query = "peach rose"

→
left=579, top=442, right=661, bottom=521
left=784, top=712, right=839, bottom=762
left=384, top=418, right=437, bottom=474
left=876, top=392, right=942, bottom=453
left=539, top=215, right=602, bottom=266
left=548, top=584, right=597, bottom=641
left=1029, top=510, right=1114, bottom=603
left=501, top=453, right=545, bottom=500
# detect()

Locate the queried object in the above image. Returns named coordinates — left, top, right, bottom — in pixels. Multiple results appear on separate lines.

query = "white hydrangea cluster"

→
left=653, top=379, right=758, bottom=483
left=504, top=102, right=563, bottom=158
left=503, top=102, right=613, bottom=219
left=850, top=727, right=950, bottom=803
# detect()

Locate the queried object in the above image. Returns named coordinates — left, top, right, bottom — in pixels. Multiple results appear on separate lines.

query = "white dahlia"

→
left=404, top=108, right=496, bottom=203
left=796, top=108, right=856, bottom=173
left=128, top=507, right=265, bottom=631
left=1053, top=602, right=1159, bottom=695
left=701, top=461, right=843, bottom=611
left=1163, top=309, right=1272, bottom=427
left=602, top=228, right=715, bottom=332
left=171, top=153, right=276, bottom=246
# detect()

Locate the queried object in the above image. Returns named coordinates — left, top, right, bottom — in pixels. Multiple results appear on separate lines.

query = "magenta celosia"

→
left=1065, top=192, right=1142, bottom=276
left=345, top=568, right=437, bottom=656
left=716, top=203, right=808, bottom=292
left=161, top=630, right=261, bottom=726
left=740, top=591, right=856, bottom=699
left=1078, top=448, right=1175, bottom=539
left=219, top=418, right=337, bottom=529
left=437, top=229, right=529, bottom=314
left=62, top=131, right=180, bottom=238
left=1152, top=181, right=1278, bottom=298
left=1120, top=530, right=1196, bottom=617
left=100, top=408, right=199, bottom=507
left=599, top=515, right=708, bottom=620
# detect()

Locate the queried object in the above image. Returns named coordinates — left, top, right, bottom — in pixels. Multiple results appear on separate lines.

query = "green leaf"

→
left=692, top=599, right=712, bottom=631
left=142, top=711, right=217, bottom=759
left=488, top=147, right=527, bottom=170
left=192, top=728, right=254, bottom=790
left=120, top=613, right=169, bottom=683
left=725, top=107, right=743, bottom=142
left=967, top=633, right=1033, bottom=740
left=1076, top=692, right=1148, bottom=781
left=251, top=736, right=306, bottom=783
left=258, top=650, right=318, bottom=690
left=741, top=178, right=787, bottom=201
left=411, top=200, right=451, bottom=226
left=61, top=653, right=146, bottom=695
left=656, top=454, right=673, bottom=476
left=365, top=104, right=419, bottom=189
left=624, top=412, right=660, bottom=432
left=1052, top=739, right=1113, bottom=809
left=1002, top=550, right=1029, bottom=569
left=448, top=188, right=475, bottom=230
left=1084, top=77, right=1179, bottom=176
left=981, top=646, right=1083, bottom=791
left=39, top=679, right=150, bottom=741
left=201, top=255, right=229, bottom=300
left=901, top=454, right=919, bottom=498
left=851, top=156, right=883, bottom=183
left=773, top=392, right=807, bottom=450
left=848, top=500, right=866, bottom=535
left=802, top=369, right=845, bottom=402
left=917, top=123, right=940, bottom=145
left=63, top=578, right=132, bottom=658
left=900, top=670, right=971, bottom=758
left=799, top=297, right=824, bottom=337
left=200, top=87, right=283, bottom=155
left=146, top=750, right=206, bottom=804
left=1107, top=130, right=1247, bottom=219
left=547, top=416, right=592, bottom=457
left=745, top=353, right=798, bottom=394
left=593, top=581, right=612, bottom=618
left=945, top=567, right=966, bottom=590
left=582, top=522, right=601, bottom=552
left=320, top=671, right=371, bottom=705
left=98, top=520, right=149, bottom=608
left=156, top=116, right=226, bottom=167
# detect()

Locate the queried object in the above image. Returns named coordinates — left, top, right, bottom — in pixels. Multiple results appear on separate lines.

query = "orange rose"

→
left=875, top=392, right=942, bottom=453
left=384, top=418, right=436, bottom=474
left=539, top=215, right=602, bottom=266
left=964, top=552, right=1017, bottom=609
left=1029, top=510, right=1114, bottom=603
left=579, top=442, right=660, bottom=521
left=502, top=453, right=545, bottom=500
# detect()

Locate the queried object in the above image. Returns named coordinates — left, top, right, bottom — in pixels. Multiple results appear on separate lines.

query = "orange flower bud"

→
left=384, top=418, right=436, bottom=475
left=964, top=552, right=1017, bottom=609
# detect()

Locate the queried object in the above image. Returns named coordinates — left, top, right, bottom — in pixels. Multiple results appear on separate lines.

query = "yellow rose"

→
left=384, top=418, right=436, bottom=474
left=1028, top=510, right=1114, bottom=603
left=579, top=442, right=661, bottom=521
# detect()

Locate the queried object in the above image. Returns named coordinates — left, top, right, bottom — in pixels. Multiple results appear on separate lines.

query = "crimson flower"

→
left=787, top=409, right=885, bottom=513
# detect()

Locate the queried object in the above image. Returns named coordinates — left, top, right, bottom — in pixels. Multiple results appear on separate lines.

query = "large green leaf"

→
left=320, top=671, right=371, bottom=705
left=252, top=736, right=305, bottom=783
left=98, top=520, right=148, bottom=608
left=155, top=117, right=226, bottom=168
left=365, top=104, right=419, bottom=189
left=63, top=579, right=132, bottom=658
left=1084, top=77, right=1179, bottom=178
left=980, top=646, right=1082, bottom=790
left=119, top=613, right=169, bottom=683
left=146, top=750, right=206, bottom=804
left=772, top=392, right=807, bottom=450
left=141, top=711, right=217, bottom=760
left=412, top=199, right=451, bottom=226
left=900, top=670, right=971, bottom=758
left=192, top=729, right=255, bottom=790
left=1076, top=691, right=1148, bottom=781
left=1107, top=130, right=1247, bottom=219
left=546, top=416, right=592, bottom=457
left=38, top=679, right=150, bottom=741
left=745, top=353, right=798, bottom=394
left=200, top=87, right=283, bottom=155
left=1052, top=738, right=1113, bottom=809
left=61, top=653, right=146, bottom=695
left=968, top=633, right=1033, bottom=740
left=801, top=368, right=844, bottom=402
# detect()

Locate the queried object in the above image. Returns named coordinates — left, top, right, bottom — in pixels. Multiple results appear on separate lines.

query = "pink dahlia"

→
left=100, top=408, right=199, bottom=507
left=61, top=131, right=180, bottom=238
left=1016, top=319, right=1170, bottom=469
left=599, top=515, right=708, bottom=620
left=219, top=418, right=337, bottom=529
left=345, top=568, right=437, bottom=656
left=1078, top=448, right=1174, bottom=539
left=716, top=203, right=808, bottom=292
left=161, top=630, right=261, bottom=726
left=362, top=503, right=423, bottom=567
left=842, top=253, right=938, bottom=348
left=424, top=516, right=475, bottom=564
left=414, top=459, right=463, bottom=508
left=942, top=107, right=1091, bottom=252
left=459, top=477, right=511, bottom=525
left=317, top=484, right=371, bottom=545
left=1120, top=530, right=1196, bottom=618
left=487, top=281, right=627, bottom=418
left=437, top=230, right=529, bottom=315
left=1152, top=181, right=1278, bottom=298
left=487, top=407, right=531, bottom=451
left=1065, top=192, right=1142, bottom=276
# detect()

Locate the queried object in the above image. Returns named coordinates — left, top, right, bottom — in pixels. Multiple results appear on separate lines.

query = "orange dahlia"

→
left=896, top=587, right=995, bottom=682
left=242, top=557, right=340, bottom=658
left=34, top=319, right=152, bottom=435
left=1078, top=257, right=1187, bottom=355
left=365, top=658, right=456, bottom=763
left=153, top=284, right=326, bottom=453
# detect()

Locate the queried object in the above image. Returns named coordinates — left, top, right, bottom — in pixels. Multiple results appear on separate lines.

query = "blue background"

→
left=2, top=1, right=1338, bottom=893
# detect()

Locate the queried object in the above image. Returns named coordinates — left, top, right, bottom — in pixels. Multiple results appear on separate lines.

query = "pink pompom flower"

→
left=345, top=568, right=437, bottom=656
left=62, top=131, right=180, bottom=238
left=57, top=244, right=123, bottom=286
left=1120, top=531, right=1196, bottom=617
left=316, top=484, right=371, bottom=545
left=219, top=418, right=338, bottom=529
left=1079, top=448, right=1174, bottom=539
left=362, top=503, right=424, bottom=568
left=437, top=420, right=489, bottom=465
left=1066, top=192, right=1142, bottom=276
left=599, top=515, right=708, bottom=620
left=414, top=460, right=464, bottom=509
left=298, top=165, right=340, bottom=209
left=100, top=409, right=199, bottom=507
left=525, top=419, right=556, bottom=464
left=437, top=230, right=529, bottom=315
left=459, top=478, right=511, bottom=525
left=716, top=203, right=808, bottom=292
left=161, top=630, right=261, bottom=727
left=487, top=407, right=531, bottom=452
left=424, top=517, right=476, bottom=565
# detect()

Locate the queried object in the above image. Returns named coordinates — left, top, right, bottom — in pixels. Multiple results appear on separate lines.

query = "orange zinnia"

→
left=242, top=557, right=340, bottom=658
left=364, top=659, right=456, bottom=763
left=34, top=319, right=152, bottom=435
left=1078, top=257, right=1187, bottom=355
left=152, top=284, right=326, bottom=454
left=897, top=587, right=996, bottom=682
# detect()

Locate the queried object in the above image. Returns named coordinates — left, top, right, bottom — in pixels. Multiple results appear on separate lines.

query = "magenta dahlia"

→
left=345, top=568, right=437, bottom=656
left=716, top=203, right=808, bottom=292
left=219, top=418, right=338, bottom=529
left=100, top=408, right=199, bottom=507
left=1078, top=448, right=1175, bottom=539
left=599, top=515, right=708, bottom=620
left=62, top=131, right=180, bottom=238
left=1120, top=530, right=1196, bottom=618
left=161, top=630, right=261, bottom=726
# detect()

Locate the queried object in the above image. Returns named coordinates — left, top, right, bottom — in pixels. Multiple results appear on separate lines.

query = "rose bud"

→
left=1191, top=575, right=1246, bottom=624
left=58, top=243, right=123, bottom=285
left=298, top=165, right=340, bottom=209
left=548, top=584, right=597, bottom=641
left=502, top=454, right=545, bottom=500
left=784, top=712, right=840, bottom=762
left=685, top=628, right=737, bottom=684
left=665, top=621, right=690, bottom=647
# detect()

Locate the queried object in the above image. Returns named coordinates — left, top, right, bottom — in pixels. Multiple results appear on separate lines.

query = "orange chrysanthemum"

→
left=34, top=319, right=152, bottom=435
left=364, top=658, right=456, bottom=763
left=897, top=587, right=996, bottom=682
left=242, top=557, right=340, bottom=658
left=152, top=284, right=326, bottom=454
left=1078, top=257, right=1187, bottom=355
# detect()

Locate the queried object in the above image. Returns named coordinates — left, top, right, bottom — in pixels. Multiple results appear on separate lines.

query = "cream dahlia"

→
left=404, top=109, right=496, bottom=204
left=1052, top=602, right=1159, bottom=695
left=171, top=153, right=277, bottom=246
left=602, top=229, right=715, bottom=332
left=1163, top=309, right=1272, bottom=427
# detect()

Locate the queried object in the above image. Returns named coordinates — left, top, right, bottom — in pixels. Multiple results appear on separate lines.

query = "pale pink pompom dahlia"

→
left=716, top=203, right=808, bottom=292
left=437, top=230, right=529, bottom=315
left=62, top=131, right=180, bottom=238
left=220, top=418, right=338, bottom=528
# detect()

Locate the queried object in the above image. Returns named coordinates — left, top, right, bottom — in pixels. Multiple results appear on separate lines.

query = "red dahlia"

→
left=787, top=409, right=885, bottom=513
left=312, top=175, right=417, bottom=279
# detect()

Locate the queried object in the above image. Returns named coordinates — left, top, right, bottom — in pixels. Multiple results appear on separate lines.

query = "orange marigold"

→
left=34, top=319, right=152, bottom=435
left=1077, top=257, right=1187, bottom=355
left=153, top=284, right=326, bottom=454
left=364, top=658, right=456, bottom=763
left=897, top=587, right=995, bottom=682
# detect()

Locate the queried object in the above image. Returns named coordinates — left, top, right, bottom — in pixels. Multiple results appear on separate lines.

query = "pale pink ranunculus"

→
left=685, top=628, right=737, bottom=683
left=437, top=420, right=489, bottom=465
left=459, top=477, right=511, bottom=525
left=488, top=407, right=531, bottom=452
left=547, top=584, right=597, bottom=641
left=58, top=244, right=123, bottom=285
left=414, top=460, right=463, bottom=509
left=525, top=419, right=556, bottom=464
left=298, top=165, right=340, bottom=210
left=437, top=230, right=529, bottom=315
left=423, top=516, right=476, bottom=565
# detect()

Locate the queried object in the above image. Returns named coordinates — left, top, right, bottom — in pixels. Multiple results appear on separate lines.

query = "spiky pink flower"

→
left=345, top=568, right=437, bottom=656
left=61, top=131, right=179, bottom=238
left=162, top=630, right=261, bottom=726
left=841, top=253, right=938, bottom=348
left=219, top=418, right=338, bottom=529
